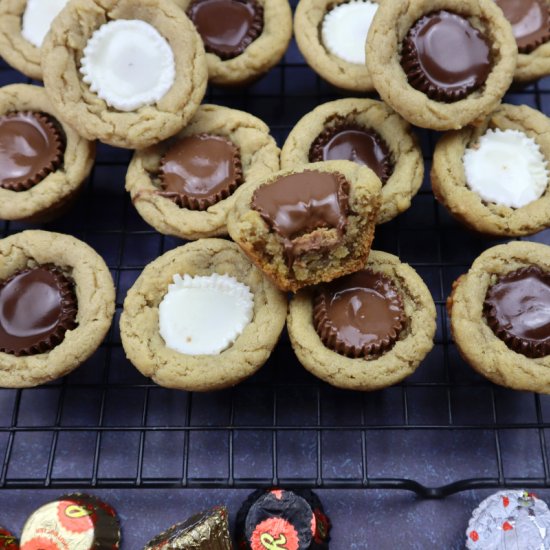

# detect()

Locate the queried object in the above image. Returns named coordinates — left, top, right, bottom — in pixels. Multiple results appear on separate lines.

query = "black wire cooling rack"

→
left=3, top=3, right=550, bottom=499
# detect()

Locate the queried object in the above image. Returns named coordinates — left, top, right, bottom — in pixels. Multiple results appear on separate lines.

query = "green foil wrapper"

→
left=144, top=507, right=232, bottom=550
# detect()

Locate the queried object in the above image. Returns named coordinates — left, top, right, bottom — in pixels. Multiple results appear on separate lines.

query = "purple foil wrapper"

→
left=466, top=490, right=550, bottom=549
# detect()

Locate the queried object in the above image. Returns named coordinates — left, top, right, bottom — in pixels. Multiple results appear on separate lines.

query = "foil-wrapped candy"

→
left=466, top=490, right=550, bottom=549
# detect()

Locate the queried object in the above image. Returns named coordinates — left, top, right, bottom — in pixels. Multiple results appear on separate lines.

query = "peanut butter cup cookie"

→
left=41, top=0, right=207, bottom=149
left=120, top=239, right=287, bottom=391
left=0, top=230, right=115, bottom=388
left=495, top=0, right=550, bottom=83
left=0, top=0, right=68, bottom=80
left=294, top=0, right=380, bottom=92
left=432, top=104, right=550, bottom=236
left=0, top=84, right=95, bottom=223
left=126, top=104, right=280, bottom=240
left=449, top=241, right=550, bottom=393
left=281, top=98, right=423, bottom=224
left=227, top=161, right=382, bottom=292
left=288, top=250, right=436, bottom=390
left=180, top=0, right=292, bottom=86
left=366, top=0, right=517, bottom=130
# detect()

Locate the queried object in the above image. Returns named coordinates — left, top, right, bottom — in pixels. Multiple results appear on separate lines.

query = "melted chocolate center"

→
left=496, top=0, right=550, bottom=53
left=252, top=170, right=349, bottom=265
left=401, top=10, right=492, bottom=102
left=0, top=267, right=77, bottom=356
left=159, top=134, right=242, bottom=210
left=188, top=0, right=264, bottom=59
left=314, top=270, right=405, bottom=358
left=484, top=266, right=550, bottom=358
left=309, top=124, right=393, bottom=184
left=0, top=112, right=63, bottom=191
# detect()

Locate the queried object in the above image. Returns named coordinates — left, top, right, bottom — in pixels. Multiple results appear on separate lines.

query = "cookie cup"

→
left=294, top=0, right=379, bottom=92
left=449, top=241, right=550, bottom=393
left=0, top=231, right=115, bottom=388
left=432, top=104, right=550, bottom=236
left=120, top=239, right=287, bottom=391
left=41, top=0, right=207, bottom=149
left=288, top=250, right=436, bottom=391
left=126, top=104, right=280, bottom=240
left=0, top=84, right=95, bottom=223
left=0, top=0, right=49, bottom=79
left=281, top=98, right=423, bottom=224
left=178, top=0, right=292, bottom=86
left=227, top=160, right=382, bottom=293
left=366, top=0, right=517, bottom=130
left=512, top=0, right=550, bottom=83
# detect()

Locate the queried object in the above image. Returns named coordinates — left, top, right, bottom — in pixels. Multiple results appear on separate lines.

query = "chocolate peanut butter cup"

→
left=0, top=265, right=77, bottom=357
left=251, top=170, right=350, bottom=267
left=0, top=111, right=64, bottom=192
left=309, top=123, right=393, bottom=183
left=313, top=269, right=406, bottom=358
left=159, top=133, right=243, bottom=211
left=484, top=266, right=550, bottom=358
left=188, top=0, right=264, bottom=60
left=401, top=10, right=492, bottom=102
left=496, top=0, right=550, bottom=53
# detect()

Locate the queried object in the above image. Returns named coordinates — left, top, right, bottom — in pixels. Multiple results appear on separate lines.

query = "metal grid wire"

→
left=3, top=4, right=550, bottom=498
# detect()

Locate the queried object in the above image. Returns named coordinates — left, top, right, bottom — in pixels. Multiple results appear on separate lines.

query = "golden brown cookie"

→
left=41, top=0, right=207, bottom=149
left=227, top=160, right=382, bottom=293
left=287, top=250, right=436, bottom=391
left=449, top=241, right=550, bottom=393
left=0, top=0, right=70, bottom=80
left=120, top=239, right=287, bottom=391
left=0, top=230, right=115, bottom=388
left=281, top=98, right=423, bottom=224
left=126, top=104, right=280, bottom=240
left=494, top=0, right=550, bottom=83
left=366, top=0, right=517, bottom=130
left=0, top=84, right=95, bottom=224
left=178, top=0, right=292, bottom=86
left=294, top=0, right=380, bottom=92
left=432, top=103, right=550, bottom=236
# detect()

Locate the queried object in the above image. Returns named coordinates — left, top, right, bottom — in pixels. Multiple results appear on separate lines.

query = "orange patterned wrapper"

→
left=20, top=494, right=120, bottom=550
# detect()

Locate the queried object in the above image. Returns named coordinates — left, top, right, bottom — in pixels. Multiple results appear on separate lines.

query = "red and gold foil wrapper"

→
left=144, top=506, right=231, bottom=549
left=20, top=494, right=120, bottom=550
left=0, top=527, right=18, bottom=550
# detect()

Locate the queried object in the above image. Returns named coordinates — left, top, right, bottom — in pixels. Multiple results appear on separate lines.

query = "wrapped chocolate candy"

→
left=466, top=490, right=550, bottom=549
left=0, top=527, right=18, bottom=550
left=20, top=493, right=120, bottom=549
left=236, top=489, right=330, bottom=550
left=143, top=506, right=232, bottom=549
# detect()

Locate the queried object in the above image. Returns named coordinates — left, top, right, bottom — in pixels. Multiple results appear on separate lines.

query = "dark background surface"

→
left=3, top=1, right=550, bottom=548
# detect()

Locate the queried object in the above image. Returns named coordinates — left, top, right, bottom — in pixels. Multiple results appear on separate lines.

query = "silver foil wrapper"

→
left=466, top=490, right=550, bottom=549
left=144, top=506, right=232, bottom=550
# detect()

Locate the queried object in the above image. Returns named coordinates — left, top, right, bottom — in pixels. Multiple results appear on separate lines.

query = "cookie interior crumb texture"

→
left=227, top=160, right=382, bottom=293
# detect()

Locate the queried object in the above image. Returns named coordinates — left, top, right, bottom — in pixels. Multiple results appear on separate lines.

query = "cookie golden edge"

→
left=120, top=239, right=288, bottom=392
left=449, top=241, right=550, bottom=393
left=0, top=230, right=116, bottom=388
left=280, top=97, right=424, bottom=224
left=126, top=104, right=281, bottom=240
left=227, top=160, right=382, bottom=293
left=287, top=250, right=437, bottom=391
left=431, top=103, right=550, bottom=236
left=366, top=0, right=517, bottom=131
